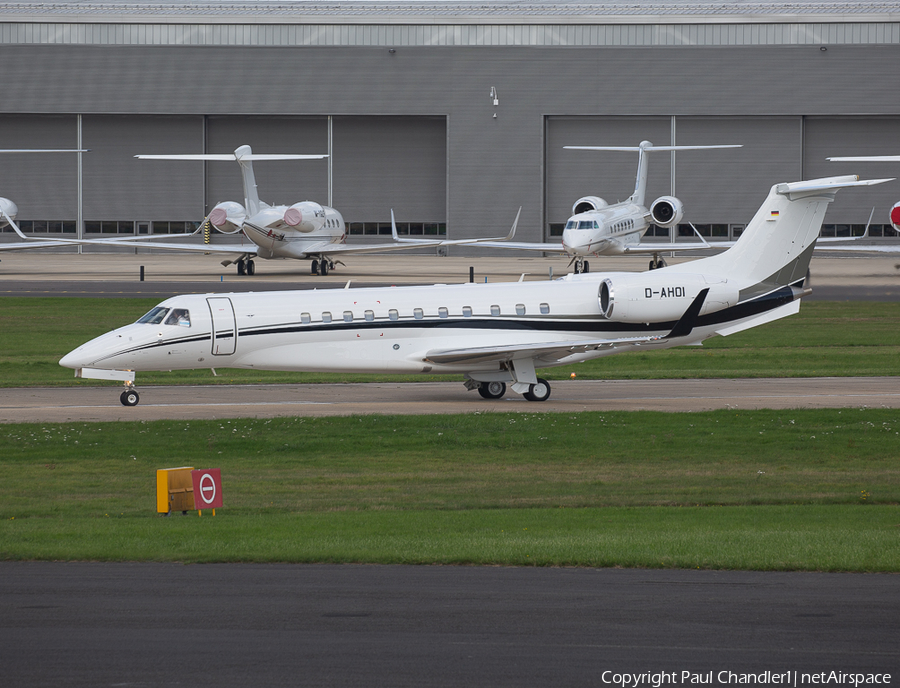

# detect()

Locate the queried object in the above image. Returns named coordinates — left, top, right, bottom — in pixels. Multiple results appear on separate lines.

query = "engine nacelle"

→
left=208, top=201, right=246, bottom=234
left=649, top=196, right=684, bottom=227
left=597, top=273, right=739, bottom=323
left=890, top=201, right=900, bottom=232
left=572, top=196, right=608, bottom=215
left=0, top=197, right=18, bottom=228
left=283, top=201, right=326, bottom=233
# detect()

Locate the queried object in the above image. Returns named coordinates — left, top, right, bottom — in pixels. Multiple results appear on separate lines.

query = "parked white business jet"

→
left=828, top=155, right=900, bottom=232
left=445, top=141, right=742, bottom=273
left=113, top=145, right=515, bottom=276
left=61, top=173, right=890, bottom=407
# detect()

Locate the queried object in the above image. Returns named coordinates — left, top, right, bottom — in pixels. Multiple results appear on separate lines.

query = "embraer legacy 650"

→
left=61, top=174, right=891, bottom=406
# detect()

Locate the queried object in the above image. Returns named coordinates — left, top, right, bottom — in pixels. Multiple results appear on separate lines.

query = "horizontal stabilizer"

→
left=827, top=155, right=900, bottom=162
left=775, top=175, right=895, bottom=197
left=136, top=154, right=327, bottom=161
left=564, top=145, right=741, bottom=152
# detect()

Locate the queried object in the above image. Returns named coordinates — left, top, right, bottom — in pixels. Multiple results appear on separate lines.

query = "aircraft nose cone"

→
left=59, top=348, right=85, bottom=369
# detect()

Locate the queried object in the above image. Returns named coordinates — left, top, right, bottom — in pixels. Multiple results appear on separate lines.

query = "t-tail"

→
left=665, top=174, right=895, bottom=299
left=563, top=141, right=742, bottom=209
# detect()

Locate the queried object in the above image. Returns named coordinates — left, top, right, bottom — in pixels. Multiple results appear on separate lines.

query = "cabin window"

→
left=413, top=308, right=424, bottom=320
left=462, top=306, right=472, bottom=317
left=491, top=305, right=500, bottom=316
left=438, top=307, right=448, bottom=318
left=137, top=306, right=169, bottom=325
left=164, top=308, right=191, bottom=327
left=388, top=309, right=399, bottom=321
left=301, top=312, right=311, bottom=324
left=365, top=310, right=374, bottom=322
left=516, top=304, right=526, bottom=316
left=540, top=303, right=550, bottom=315
left=322, top=312, right=332, bottom=324
left=343, top=311, right=353, bottom=323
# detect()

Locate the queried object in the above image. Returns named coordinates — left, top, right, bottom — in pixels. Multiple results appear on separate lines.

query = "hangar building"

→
left=0, top=0, right=898, bottom=252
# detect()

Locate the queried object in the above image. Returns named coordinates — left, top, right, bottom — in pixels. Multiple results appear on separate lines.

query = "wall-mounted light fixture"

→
left=820, top=46, right=827, bottom=52
left=389, top=48, right=396, bottom=54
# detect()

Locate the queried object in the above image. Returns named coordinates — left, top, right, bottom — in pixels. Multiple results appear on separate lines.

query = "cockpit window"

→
left=137, top=306, right=169, bottom=325
left=578, top=221, right=594, bottom=230
left=565, top=220, right=577, bottom=230
left=164, top=308, right=191, bottom=327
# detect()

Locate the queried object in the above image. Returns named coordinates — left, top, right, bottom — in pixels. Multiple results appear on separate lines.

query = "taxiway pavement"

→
left=3, top=377, right=900, bottom=422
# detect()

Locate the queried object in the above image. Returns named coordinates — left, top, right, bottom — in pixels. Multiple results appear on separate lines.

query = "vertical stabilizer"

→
left=665, top=175, right=894, bottom=296
left=629, top=140, right=652, bottom=207
left=233, top=145, right=261, bottom=216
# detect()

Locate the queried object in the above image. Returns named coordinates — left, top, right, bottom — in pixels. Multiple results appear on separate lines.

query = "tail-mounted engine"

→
left=598, top=273, right=738, bottom=323
left=572, top=196, right=609, bottom=215
left=649, top=196, right=684, bottom=227
left=0, top=197, right=18, bottom=227
left=283, top=201, right=327, bottom=233
left=208, top=201, right=246, bottom=234
left=891, top=201, right=900, bottom=232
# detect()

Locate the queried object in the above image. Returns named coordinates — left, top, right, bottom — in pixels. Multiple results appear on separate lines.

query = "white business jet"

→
left=122, top=145, right=516, bottom=276
left=447, top=141, right=742, bottom=273
left=61, top=173, right=890, bottom=407
left=828, top=154, right=900, bottom=234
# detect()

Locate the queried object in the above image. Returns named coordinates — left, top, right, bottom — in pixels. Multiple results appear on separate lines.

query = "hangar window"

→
left=137, top=306, right=169, bottom=324
left=343, top=311, right=353, bottom=323
left=301, top=312, right=311, bottom=324
left=164, top=309, right=191, bottom=327
left=414, top=308, right=424, bottom=320
left=322, top=312, right=332, bottom=324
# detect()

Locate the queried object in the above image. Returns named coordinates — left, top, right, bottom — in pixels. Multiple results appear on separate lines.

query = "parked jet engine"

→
left=0, top=198, right=18, bottom=227
left=284, top=201, right=327, bottom=233
left=208, top=201, right=246, bottom=234
left=649, top=196, right=684, bottom=227
left=891, top=201, right=900, bottom=232
left=572, top=196, right=608, bottom=215
left=597, top=273, right=739, bottom=323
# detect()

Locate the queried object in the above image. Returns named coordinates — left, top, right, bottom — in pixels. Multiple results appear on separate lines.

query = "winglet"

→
left=503, top=207, right=522, bottom=241
left=391, top=209, right=400, bottom=241
left=666, top=288, right=709, bottom=339
left=1, top=207, right=27, bottom=240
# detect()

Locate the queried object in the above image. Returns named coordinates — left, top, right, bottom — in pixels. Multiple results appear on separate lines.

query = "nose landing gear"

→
left=120, top=382, right=140, bottom=407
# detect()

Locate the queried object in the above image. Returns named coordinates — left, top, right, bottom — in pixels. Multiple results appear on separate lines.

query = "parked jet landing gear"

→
left=649, top=256, right=667, bottom=270
left=573, top=259, right=590, bottom=274
left=311, top=258, right=335, bottom=276
left=236, top=258, right=256, bottom=275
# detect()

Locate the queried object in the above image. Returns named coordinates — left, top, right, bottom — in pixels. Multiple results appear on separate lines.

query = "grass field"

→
left=1, top=298, right=900, bottom=387
left=1, top=409, right=898, bottom=570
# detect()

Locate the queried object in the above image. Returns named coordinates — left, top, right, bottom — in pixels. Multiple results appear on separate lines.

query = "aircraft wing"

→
left=0, top=239, right=84, bottom=252
left=425, top=289, right=709, bottom=366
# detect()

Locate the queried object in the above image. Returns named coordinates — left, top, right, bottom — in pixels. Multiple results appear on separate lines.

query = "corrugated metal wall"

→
left=1, top=22, right=897, bottom=47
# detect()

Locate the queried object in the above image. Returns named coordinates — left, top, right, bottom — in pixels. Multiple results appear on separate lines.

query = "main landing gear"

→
left=649, top=256, right=667, bottom=270
left=472, top=379, right=551, bottom=402
left=310, top=258, right=336, bottom=276
left=236, top=258, right=256, bottom=275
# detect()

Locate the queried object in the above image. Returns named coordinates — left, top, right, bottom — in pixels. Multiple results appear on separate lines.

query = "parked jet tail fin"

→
left=564, top=141, right=741, bottom=208
left=136, top=146, right=327, bottom=217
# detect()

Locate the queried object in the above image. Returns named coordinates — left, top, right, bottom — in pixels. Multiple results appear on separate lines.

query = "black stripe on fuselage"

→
left=233, top=285, right=798, bottom=340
